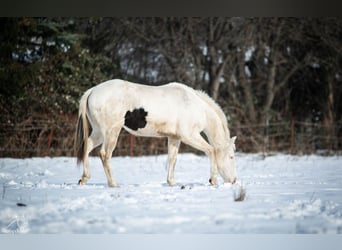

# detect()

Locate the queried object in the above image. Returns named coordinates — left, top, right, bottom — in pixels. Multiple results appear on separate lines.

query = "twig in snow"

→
left=2, top=183, right=6, bottom=200
left=234, top=183, right=246, bottom=202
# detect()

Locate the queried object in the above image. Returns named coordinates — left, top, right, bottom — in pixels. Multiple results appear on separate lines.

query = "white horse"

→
left=74, top=79, right=237, bottom=187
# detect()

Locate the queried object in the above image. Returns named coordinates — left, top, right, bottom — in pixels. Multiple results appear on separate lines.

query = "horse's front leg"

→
left=167, top=137, right=181, bottom=186
left=208, top=152, right=218, bottom=185
left=181, top=133, right=218, bottom=186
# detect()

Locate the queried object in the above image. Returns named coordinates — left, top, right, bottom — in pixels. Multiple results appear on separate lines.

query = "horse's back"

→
left=88, top=79, right=203, bottom=110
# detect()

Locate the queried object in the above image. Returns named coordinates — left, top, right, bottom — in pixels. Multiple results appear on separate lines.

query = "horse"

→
left=74, top=79, right=237, bottom=187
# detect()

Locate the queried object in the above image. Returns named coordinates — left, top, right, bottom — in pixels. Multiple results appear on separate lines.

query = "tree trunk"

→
left=323, top=76, right=337, bottom=150
left=238, top=49, right=257, bottom=123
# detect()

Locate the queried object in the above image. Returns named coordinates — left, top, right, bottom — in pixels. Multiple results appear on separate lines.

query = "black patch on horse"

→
left=124, top=108, right=148, bottom=131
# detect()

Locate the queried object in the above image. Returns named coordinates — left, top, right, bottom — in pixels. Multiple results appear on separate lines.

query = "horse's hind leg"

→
left=100, top=129, right=121, bottom=187
left=167, top=137, right=181, bottom=186
left=79, top=132, right=102, bottom=185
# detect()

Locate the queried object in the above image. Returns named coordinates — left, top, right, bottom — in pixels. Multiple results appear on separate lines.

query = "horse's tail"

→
left=74, top=88, right=93, bottom=166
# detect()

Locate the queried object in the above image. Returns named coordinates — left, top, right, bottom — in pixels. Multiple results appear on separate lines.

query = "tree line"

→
left=1, top=17, right=341, bottom=154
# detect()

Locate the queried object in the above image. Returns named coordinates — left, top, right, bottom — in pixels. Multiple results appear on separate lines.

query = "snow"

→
left=0, top=153, right=342, bottom=233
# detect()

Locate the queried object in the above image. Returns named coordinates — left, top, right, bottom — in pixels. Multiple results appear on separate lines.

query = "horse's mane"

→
left=168, top=82, right=230, bottom=138
left=194, top=90, right=230, bottom=138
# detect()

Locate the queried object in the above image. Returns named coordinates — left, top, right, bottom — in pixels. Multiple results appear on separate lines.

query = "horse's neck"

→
left=194, top=90, right=230, bottom=146
left=205, top=110, right=229, bottom=148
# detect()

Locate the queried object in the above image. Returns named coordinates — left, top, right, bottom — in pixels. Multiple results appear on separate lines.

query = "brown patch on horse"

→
left=155, top=122, right=179, bottom=138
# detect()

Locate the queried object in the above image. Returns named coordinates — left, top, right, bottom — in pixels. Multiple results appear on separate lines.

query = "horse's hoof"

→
left=167, top=180, right=177, bottom=186
left=108, top=182, right=119, bottom=188
left=78, top=179, right=84, bottom=185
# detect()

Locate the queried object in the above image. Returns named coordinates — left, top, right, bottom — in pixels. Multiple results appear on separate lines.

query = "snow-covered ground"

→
left=0, top=153, right=341, bottom=233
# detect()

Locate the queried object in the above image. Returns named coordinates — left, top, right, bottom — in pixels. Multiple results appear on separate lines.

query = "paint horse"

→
left=75, top=79, right=237, bottom=187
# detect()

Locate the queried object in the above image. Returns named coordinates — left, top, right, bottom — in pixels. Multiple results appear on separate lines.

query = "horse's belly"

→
left=123, top=126, right=159, bottom=137
left=123, top=121, right=177, bottom=138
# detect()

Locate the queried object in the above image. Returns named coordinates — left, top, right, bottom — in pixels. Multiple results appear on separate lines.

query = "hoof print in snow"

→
left=180, top=185, right=192, bottom=190
left=16, top=202, right=27, bottom=207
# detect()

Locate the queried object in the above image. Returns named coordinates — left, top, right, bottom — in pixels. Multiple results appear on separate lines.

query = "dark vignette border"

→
left=0, top=0, right=340, bottom=16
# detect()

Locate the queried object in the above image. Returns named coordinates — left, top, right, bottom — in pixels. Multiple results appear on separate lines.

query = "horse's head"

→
left=216, top=136, right=237, bottom=184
